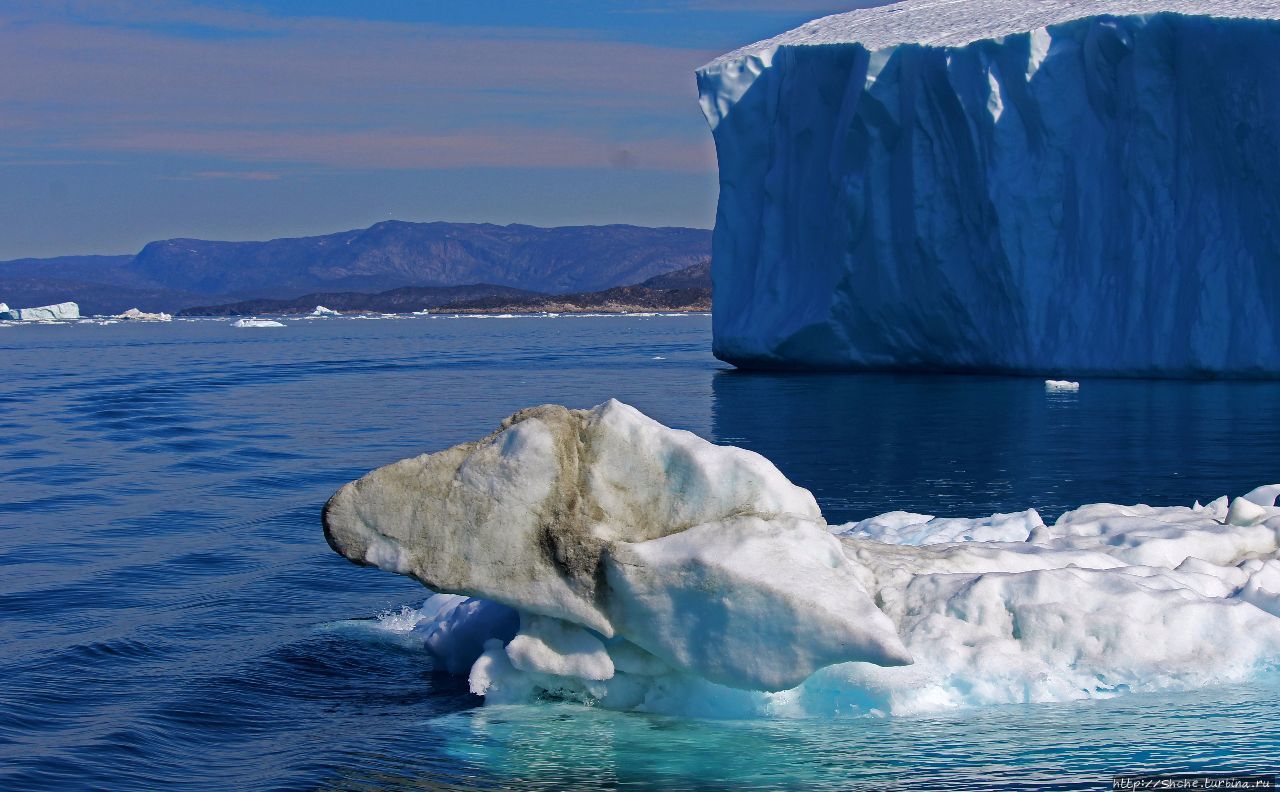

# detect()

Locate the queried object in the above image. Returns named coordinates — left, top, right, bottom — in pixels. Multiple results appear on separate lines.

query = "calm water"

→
left=2, top=316, right=1279, bottom=790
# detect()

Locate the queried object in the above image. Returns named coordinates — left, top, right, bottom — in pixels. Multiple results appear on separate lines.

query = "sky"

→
left=0, top=0, right=877, bottom=260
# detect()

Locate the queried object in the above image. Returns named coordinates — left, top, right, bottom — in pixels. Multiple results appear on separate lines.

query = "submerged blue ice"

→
left=697, top=1, right=1280, bottom=376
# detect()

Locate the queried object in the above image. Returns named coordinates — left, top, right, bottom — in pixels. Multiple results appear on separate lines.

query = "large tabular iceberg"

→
left=0, top=301, right=80, bottom=321
left=325, top=401, right=1280, bottom=717
left=696, top=1, right=1280, bottom=376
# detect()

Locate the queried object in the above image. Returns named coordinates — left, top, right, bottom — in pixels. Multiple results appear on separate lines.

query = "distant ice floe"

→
left=325, top=400, right=1280, bottom=718
left=232, top=318, right=285, bottom=328
left=115, top=307, right=173, bottom=322
left=311, top=305, right=340, bottom=316
left=1045, top=379, right=1080, bottom=392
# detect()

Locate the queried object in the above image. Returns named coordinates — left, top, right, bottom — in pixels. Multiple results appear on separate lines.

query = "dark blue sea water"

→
left=3, top=315, right=1279, bottom=790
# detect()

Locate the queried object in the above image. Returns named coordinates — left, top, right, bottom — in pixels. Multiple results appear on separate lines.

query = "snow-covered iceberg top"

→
left=703, top=0, right=1280, bottom=69
left=325, top=401, right=1280, bottom=717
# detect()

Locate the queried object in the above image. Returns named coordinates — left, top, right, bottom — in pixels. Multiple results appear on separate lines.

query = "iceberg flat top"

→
left=702, top=0, right=1280, bottom=69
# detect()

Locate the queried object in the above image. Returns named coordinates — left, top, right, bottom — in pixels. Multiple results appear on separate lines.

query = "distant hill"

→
left=634, top=260, right=710, bottom=290
left=0, top=274, right=206, bottom=316
left=0, top=221, right=711, bottom=315
left=178, top=284, right=544, bottom=317
left=441, top=284, right=710, bottom=315
left=398, top=261, right=711, bottom=315
left=179, top=261, right=712, bottom=317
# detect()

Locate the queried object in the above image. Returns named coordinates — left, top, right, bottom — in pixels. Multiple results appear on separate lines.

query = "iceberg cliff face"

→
left=697, top=1, right=1280, bottom=376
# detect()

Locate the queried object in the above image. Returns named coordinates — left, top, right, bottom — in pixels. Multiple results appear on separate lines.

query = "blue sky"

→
left=0, top=0, right=874, bottom=259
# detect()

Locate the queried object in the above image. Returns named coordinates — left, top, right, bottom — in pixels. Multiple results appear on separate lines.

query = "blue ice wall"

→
left=698, top=13, right=1280, bottom=376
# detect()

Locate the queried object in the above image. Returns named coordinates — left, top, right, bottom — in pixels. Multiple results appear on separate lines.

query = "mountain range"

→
left=178, top=261, right=712, bottom=316
left=0, top=221, right=711, bottom=315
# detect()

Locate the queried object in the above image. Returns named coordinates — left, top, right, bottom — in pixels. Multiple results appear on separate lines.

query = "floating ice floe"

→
left=311, top=305, right=340, bottom=316
left=1045, top=379, right=1080, bottom=392
left=232, top=318, right=285, bottom=328
left=325, top=401, right=1280, bottom=718
left=115, top=307, right=173, bottom=322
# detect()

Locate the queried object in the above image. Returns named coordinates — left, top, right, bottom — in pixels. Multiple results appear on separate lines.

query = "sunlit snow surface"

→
left=327, top=400, right=1280, bottom=718
left=705, top=0, right=1280, bottom=64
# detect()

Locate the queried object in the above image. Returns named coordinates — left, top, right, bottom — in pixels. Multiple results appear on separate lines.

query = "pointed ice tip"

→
left=1227, top=497, right=1268, bottom=527
left=321, top=485, right=357, bottom=562
left=595, top=397, right=629, bottom=415
left=1243, top=484, right=1280, bottom=508
left=880, top=641, right=915, bottom=668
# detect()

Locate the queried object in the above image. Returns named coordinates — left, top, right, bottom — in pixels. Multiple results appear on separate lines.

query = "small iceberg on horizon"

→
left=116, top=307, right=172, bottom=322
left=1045, top=379, right=1080, bottom=392
left=311, top=305, right=340, bottom=316
left=323, top=400, right=1280, bottom=719
left=233, top=317, right=285, bottom=328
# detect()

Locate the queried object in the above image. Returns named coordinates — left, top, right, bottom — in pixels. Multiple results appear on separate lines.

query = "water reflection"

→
left=379, top=677, right=1280, bottom=791
left=711, top=371, right=1280, bottom=522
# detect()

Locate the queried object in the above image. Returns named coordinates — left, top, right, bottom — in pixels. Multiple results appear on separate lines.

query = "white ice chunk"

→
left=413, top=594, right=519, bottom=675
left=1242, top=484, right=1280, bottom=508
left=232, top=318, right=285, bottom=328
left=1227, top=497, right=1269, bottom=527
left=1240, top=560, right=1280, bottom=617
left=838, top=509, right=1042, bottom=545
left=116, top=307, right=172, bottom=322
left=324, top=400, right=846, bottom=665
left=1205, top=496, right=1231, bottom=521
left=505, top=614, right=615, bottom=681
left=605, top=516, right=911, bottom=691
left=788, top=564, right=1280, bottom=716
left=833, top=511, right=933, bottom=540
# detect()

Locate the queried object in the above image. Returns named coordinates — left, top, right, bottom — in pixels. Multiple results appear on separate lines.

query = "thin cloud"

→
left=0, top=9, right=718, bottom=173
left=83, top=128, right=713, bottom=172
left=165, top=170, right=283, bottom=181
